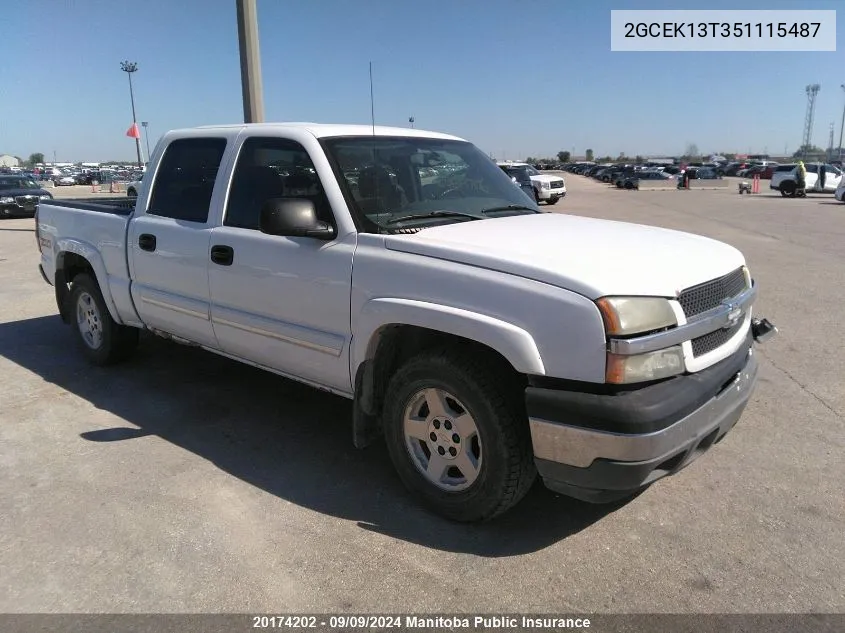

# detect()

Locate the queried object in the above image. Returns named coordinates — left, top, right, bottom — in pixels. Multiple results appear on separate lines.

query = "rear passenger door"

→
left=128, top=137, right=228, bottom=347
left=208, top=135, right=354, bottom=393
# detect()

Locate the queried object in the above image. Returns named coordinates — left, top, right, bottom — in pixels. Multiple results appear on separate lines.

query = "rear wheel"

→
left=382, top=348, right=536, bottom=522
left=780, top=181, right=796, bottom=197
left=69, top=273, right=139, bottom=365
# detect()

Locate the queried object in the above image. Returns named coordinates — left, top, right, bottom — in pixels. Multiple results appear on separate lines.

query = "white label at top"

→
left=610, top=10, right=836, bottom=51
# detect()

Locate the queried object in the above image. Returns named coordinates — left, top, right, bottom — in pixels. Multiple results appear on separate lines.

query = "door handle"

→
left=138, top=234, right=157, bottom=252
left=210, top=244, right=234, bottom=266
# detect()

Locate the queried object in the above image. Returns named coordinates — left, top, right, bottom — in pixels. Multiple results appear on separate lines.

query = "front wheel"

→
left=382, top=349, right=536, bottom=522
left=546, top=197, right=558, bottom=205
left=69, top=273, right=139, bottom=365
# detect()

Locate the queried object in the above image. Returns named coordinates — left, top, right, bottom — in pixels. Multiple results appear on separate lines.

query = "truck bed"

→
left=45, top=197, right=136, bottom=216
left=37, top=197, right=141, bottom=326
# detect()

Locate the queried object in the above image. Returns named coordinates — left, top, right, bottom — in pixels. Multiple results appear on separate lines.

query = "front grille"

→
left=550, top=180, right=565, bottom=189
left=678, top=267, right=747, bottom=318
left=691, top=319, right=744, bottom=357
left=15, top=196, right=37, bottom=208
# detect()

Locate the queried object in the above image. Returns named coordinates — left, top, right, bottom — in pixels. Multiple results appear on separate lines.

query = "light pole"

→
left=236, top=0, right=265, bottom=123
left=141, top=121, right=151, bottom=164
left=120, top=61, right=143, bottom=168
left=409, top=116, right=415, bottom=128
left=839, top=84, right=845, bottom=162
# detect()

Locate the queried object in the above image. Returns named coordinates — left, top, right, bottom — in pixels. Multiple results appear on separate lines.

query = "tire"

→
left=127, top=188, right=137, bottom=198
left=533, top=189, right=540, bottom=204
left=624, top=181, right=634, bottom=189
left=780, top=181, right=796, bottom=198
left=546, top=197, right=558, bottom=205
left=68, top=273, right=139, bottom=365
left=382, top=348, right=536, bottom=522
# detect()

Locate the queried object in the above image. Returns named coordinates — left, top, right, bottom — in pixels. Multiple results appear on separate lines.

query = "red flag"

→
left=126, top=123, right=140, bottom=139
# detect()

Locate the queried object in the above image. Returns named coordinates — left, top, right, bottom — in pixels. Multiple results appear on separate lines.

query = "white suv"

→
left=770, top=162, right=843, bottom=197
left=497, top=162, right=566, bottom=205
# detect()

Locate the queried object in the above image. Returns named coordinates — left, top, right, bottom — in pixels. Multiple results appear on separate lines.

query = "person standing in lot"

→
left=796, top=160, right=807, bottom=193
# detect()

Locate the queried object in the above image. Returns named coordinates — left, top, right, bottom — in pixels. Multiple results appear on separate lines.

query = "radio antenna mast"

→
left=369, top=62, right=375, bottom=135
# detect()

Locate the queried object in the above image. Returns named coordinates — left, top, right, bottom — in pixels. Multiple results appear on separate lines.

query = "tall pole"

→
left=236, top=0, right=265, bottom=123
left=839, top=84, right=845, bottom=162
left=120, top=61, right=143, bottom=168
left=142, top=121, right=151, bottom=164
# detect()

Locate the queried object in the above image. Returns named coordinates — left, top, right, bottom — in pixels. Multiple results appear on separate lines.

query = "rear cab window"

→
left=147, top=138, right=227, bottom=223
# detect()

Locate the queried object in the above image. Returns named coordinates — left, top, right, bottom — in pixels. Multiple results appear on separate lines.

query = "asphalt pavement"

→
left=0, top=178, right=842, bottom=613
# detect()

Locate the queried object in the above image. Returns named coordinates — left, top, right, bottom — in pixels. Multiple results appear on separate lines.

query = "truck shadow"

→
left=1, top=314, right=626, bottom=556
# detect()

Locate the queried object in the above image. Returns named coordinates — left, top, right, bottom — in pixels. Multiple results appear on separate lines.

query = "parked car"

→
left=126, top=174, right=144, bottom=198
left=770, top=163, right=843, bottom=196
left=35, top=122, right=776, bottom=522
left=497, top=162, right=566, bottom=204
left=0, top=175, right=53, bottom=217
left=498, top=165, right=538, bottom=203
left=625, top=171, right=673, bottom=189
left=53, top=175, right=77, bottom=186
left=835, top=177, right=845, bottom=202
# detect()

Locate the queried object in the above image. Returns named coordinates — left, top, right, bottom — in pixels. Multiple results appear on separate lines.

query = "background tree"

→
left=635, top=155, right=644, bottom=164
left=585, top=148, right=594, bottom=161
left=557, top=151, right=571, bottom=163
left=29, top=153, right=45, bottom=165
left=793, top=145, right=825, bottom=161
left=684, top=143, right=700, bottom=159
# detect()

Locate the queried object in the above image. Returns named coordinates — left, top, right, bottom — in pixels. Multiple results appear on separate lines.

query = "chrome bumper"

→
left=530, top=348, right=758, bottom=469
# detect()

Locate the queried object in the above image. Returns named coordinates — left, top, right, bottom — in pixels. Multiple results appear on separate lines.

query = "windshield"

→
left=0, top=178, right=39, bottom=190
left=321, top=137, right=540, bottom=232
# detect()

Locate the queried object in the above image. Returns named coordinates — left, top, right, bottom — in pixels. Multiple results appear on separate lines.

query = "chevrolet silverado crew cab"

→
left=497, top=162, right=566, bottom=205
left=35, top=123, right=776, bottom=522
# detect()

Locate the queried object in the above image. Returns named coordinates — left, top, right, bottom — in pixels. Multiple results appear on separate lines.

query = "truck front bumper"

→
left=537, top=189, right=566, bottom=200
left=527, top=334, right=761, bottom=503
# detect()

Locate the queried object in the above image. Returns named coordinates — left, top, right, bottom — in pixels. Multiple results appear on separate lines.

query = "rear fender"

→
left=55, top=238, right=123, bottom=324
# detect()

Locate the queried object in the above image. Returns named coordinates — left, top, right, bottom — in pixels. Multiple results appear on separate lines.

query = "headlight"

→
left=596, top=297, right=677, bottom=336
left=0, top=196, right=14, bottom=204
left=39, top=194, right=52, bottom=200
left=597, top=296, right=683, bottom=384
left=540, top=182, right=551, bottom=190
left=606, top=346, right=685, bottom=383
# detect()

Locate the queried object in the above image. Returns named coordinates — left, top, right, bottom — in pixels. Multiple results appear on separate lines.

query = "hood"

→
left=0, top=188, right=51, bottom=198
left=384, top=213, right=745, bottom=299
left=529, top=174, right=564, bottom=183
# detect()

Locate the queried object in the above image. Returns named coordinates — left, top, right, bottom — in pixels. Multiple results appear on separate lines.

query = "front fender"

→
left=352, top=297, right=545, bottom=379
left=55, top=238, right=123, bottom=324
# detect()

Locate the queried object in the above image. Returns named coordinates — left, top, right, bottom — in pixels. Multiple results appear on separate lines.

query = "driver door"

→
left=207, top=135, right=354, bottom=393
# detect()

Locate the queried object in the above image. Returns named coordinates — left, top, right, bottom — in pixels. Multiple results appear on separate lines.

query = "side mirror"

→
left=259, top=198, right=335, bottom=240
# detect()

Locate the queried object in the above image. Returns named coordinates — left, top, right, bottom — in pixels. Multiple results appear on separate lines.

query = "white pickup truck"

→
left=35, top=123, right=776, bottom=522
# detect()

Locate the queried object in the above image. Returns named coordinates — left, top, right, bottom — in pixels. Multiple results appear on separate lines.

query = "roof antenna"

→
left=369, top=61, right=376, bottom=135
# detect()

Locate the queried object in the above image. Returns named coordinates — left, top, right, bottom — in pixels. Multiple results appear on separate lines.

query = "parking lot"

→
left=1, top=177, right=843, bottom=613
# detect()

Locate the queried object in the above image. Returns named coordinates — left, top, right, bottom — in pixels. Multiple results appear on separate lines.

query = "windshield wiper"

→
left=479, top=204, right=539, bottom=214
left=383, top=211, right=483, bottom=225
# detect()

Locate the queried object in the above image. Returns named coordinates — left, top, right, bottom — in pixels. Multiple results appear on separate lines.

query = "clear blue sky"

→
left=1, top=0, right=842, bottom=161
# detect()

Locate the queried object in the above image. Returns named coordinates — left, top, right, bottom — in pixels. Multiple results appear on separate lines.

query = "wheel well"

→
left=353, top=325, right=526, bottom=447
left=55, top=252, right=96, bottom=323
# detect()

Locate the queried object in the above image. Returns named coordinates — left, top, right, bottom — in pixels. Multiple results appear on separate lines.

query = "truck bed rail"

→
left=43, top=198, right=135, bottom=216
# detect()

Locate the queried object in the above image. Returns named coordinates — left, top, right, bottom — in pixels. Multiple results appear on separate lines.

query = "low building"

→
left=0, top=154, right=21, bottom=168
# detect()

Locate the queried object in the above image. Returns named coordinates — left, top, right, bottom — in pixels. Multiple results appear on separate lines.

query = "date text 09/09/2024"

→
left=624, top=22, right=821, bottom=39
left=251, top=615, right=592, bottom=629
